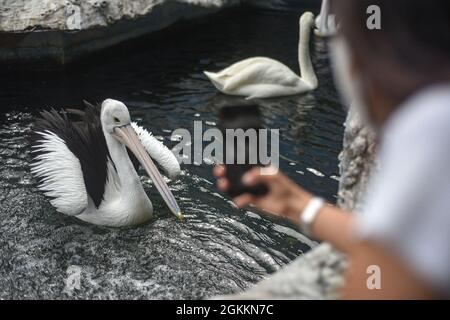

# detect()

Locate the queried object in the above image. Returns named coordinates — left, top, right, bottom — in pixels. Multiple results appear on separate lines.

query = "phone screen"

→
left=218, top=104, right=269, bottom=198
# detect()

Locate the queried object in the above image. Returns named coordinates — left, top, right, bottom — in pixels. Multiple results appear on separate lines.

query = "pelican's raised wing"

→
left=31, top=107, right=112, bottom=215
left=31, top=130, right=88, bottom=216
left=131, top=122, right=181, bottom=179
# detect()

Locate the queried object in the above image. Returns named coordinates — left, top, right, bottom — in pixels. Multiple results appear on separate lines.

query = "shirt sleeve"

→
left=357, top=102, right=450, bottom=296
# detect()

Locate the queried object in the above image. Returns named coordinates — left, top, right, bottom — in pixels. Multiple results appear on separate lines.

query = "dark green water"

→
left=0, top=9, right=345, bottom=299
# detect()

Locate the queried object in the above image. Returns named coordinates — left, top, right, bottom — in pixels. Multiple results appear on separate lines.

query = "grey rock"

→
left=338, top=105, right=377, bottom=213
left=0, top=0, right=240, bottom=66
left=0, top=0, right=242, bottom=32
left=215, top=243, right=346, bottom=300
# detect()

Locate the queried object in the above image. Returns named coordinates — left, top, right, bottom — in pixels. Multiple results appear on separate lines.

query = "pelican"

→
left=30, top=99, right=182, bottom=227
left=315, top=0, right=337, bottom=37
left=203, top=11, right=317, bottom=99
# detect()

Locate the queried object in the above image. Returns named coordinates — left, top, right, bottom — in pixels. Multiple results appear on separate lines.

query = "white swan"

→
left=203, top=11, right=317, bottom=100
left=315, top=0, right=337, bottom=37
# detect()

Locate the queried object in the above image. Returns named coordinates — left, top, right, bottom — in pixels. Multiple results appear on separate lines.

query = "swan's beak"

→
left=112, top=124, right=183, bottom=220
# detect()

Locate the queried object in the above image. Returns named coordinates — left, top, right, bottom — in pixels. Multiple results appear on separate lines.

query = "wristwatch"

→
left=299, top=197, right=325, bottom=237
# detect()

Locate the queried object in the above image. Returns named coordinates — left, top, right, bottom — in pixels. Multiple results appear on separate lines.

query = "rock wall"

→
left=217, top=104, right=377, bottom=300
left=0, top=0, right=239, bottom=32
left=0, top=0, right=241, bottom=66
left=337, top=105, right=377, bottom=213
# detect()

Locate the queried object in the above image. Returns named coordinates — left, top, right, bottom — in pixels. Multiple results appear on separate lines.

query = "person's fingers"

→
left=241, top=167, right=262, bottom=186
left=242, top=166, right=279, bottom=186
left=217, top=178, right=230, bottom=192
left=233, top=193, right=256, bottom=208
left=213, top=165, right=226, bottom=178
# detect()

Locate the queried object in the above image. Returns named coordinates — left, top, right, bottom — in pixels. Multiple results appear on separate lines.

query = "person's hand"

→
left=213, top=166, right=313, bottom=224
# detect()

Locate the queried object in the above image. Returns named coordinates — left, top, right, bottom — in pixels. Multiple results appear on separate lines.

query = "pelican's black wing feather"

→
left=33, top=104, right=109, bottom=208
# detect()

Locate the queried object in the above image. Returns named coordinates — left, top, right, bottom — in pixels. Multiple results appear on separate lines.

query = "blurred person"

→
left=214, top=0, right=450, bottom=299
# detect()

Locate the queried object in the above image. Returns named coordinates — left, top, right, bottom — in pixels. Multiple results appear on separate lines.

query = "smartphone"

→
left=218, top=104, right=269, bottom=198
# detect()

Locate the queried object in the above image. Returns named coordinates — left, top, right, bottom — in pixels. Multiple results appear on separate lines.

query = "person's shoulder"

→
left=383, top=84, right=450, bottom=146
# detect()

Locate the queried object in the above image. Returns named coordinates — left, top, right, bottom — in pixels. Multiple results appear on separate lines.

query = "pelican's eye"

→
left=113, top=117, right=120, bottom=124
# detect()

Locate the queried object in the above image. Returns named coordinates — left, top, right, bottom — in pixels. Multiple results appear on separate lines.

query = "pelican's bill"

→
left=113, top=124, right=183, bottom=219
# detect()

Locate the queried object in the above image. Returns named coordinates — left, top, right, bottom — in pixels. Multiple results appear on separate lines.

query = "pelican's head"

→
left=101, top=99, right=131, bottom=133
left=101, top=99, right=183, bottom=220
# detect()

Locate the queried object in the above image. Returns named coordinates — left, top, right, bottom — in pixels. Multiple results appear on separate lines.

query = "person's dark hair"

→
left=333, top=0, right=450, bottom=106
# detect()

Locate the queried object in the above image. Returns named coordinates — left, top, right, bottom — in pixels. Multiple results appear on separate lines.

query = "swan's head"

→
left=100, top=98, right=183, bottom=220
left=300, top=12, right=315, bottom=29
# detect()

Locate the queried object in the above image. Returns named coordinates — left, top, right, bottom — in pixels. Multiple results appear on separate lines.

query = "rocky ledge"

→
left=0, top=0, right=241, bottom=32
left=0, top=0, right=240, bottom=66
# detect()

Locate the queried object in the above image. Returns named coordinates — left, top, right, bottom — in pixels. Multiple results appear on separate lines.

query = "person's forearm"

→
left=310, top=205, right=356, bottom=253
left=284, top=193, right=356, bottom=253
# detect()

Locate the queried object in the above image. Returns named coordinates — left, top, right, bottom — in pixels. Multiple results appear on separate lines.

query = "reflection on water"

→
left=0, top=9, right=345, bottom=299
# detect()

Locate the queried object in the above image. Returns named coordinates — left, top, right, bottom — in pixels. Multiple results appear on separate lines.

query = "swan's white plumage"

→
left=204, top=12, right=317, bottom=99
left=31, top=131, right=88, bottom=215
left=205, top=58, right=307, bottom=99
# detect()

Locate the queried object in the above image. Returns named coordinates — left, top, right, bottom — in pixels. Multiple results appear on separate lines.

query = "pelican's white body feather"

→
left=31, top=131, right=88, bottom=216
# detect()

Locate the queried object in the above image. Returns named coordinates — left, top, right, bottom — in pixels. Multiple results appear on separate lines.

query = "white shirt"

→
left=358, top=84, right=450, bottom=296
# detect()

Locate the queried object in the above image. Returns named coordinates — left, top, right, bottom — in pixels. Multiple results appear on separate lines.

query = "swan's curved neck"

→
left=298, top=20, right=318, bottom=88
